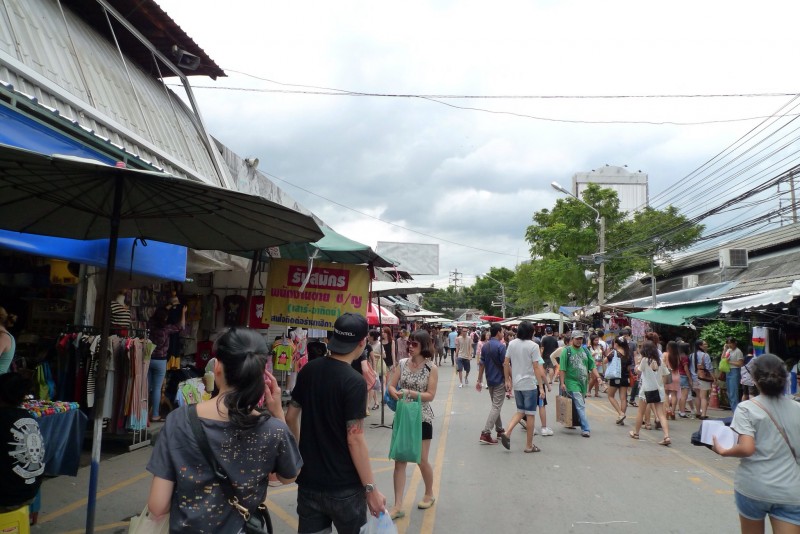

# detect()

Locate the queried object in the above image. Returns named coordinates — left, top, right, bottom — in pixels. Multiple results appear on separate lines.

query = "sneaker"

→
left=678, top=411, right=689, bottom=418
left=458, top=383, right=463, bottom=388
left=479, top=432, right=498, bottom=445
left=581, top=431, right=591, bottom=438
left=500, top=433, right=511, bottom=450
left=541, top=427, right=554, bottom=436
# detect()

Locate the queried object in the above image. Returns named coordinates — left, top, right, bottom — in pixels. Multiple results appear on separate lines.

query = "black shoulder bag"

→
left=187, top=404, right=273, bottom=534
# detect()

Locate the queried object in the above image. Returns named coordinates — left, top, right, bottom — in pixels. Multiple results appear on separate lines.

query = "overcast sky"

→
left=159, top=0, right=800, bottom=289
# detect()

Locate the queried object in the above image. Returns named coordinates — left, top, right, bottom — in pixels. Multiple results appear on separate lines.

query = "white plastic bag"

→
left=129, top=506, right=169, bottom=534
left=360, top=512, right=398, bottom=534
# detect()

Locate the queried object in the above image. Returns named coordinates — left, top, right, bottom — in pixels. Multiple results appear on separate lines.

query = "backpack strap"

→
left=750, top=399, right=798, bottom=462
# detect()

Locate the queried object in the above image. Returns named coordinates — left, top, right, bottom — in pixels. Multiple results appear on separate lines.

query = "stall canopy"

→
left=519, top=311, right=565, bottom=322
left=271, top=223, right=395, bottom=266
left=0, top=229, right=186, bottom=280
left=371, top=281, right=437, bottom=296
left=627, top=301, right=720, bottom=326
left=367, top=302, right=399, bottom=326
left=720, top=280, right=800, bottom=314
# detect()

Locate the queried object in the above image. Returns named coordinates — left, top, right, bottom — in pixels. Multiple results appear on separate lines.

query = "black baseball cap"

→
left=545, top=326, right=553, bottom=334
left=327, top=313, right=369, bottom=354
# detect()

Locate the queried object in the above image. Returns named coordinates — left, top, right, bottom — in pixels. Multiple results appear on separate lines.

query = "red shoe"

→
left=479, top=432, right=498, bottom=445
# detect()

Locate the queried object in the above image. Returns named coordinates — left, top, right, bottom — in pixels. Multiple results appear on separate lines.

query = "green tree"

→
left=521, top=183, right=703, bottom=305
left=472, top=267, right=516, bottom=317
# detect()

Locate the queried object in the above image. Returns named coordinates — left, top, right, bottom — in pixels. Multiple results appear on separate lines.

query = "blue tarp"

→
left=0, top=105, right=187, bottom=281
left=0, top=230, right=186, bottom=281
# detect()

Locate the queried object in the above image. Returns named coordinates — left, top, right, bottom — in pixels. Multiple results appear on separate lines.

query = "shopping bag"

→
left=128, top=506, right=168, bottom=534
left=384, top=389, right=397, bottom=412
left=719, top=356, right=731, bottom=373
left=359, top=511, right=398, bottom=534
left=556, top=394, right=573, bottom=427
left=604, top=354, right=621, bottom=379
left=389, top=394, right=422, bottom=463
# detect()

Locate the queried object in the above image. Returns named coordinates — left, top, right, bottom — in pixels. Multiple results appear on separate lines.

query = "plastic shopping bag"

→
left=388, top=394, right=422, bottom=463
left=360, top=511, right=398, bottom=534
left=129, top=506, right=168, bottom=534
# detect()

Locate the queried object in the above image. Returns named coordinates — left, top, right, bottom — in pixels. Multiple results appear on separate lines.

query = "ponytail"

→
left=214, top=328, right=270, bottom=429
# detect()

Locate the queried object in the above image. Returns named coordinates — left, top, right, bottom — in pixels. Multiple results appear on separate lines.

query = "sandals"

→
left=524, top=444, right=541, bottom=453
left=644, top=423, right=652, bottom=430
left=417, top=497, right=436, bottom=509
left=390, top=510, right=405, bottom=521
left=659, top=437, right=672, bottom=446
left=616, top=414, right=626, bottom=425
left=629, top=431, right=639, bottom=440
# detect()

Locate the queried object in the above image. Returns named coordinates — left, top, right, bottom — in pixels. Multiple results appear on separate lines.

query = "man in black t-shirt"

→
left=540, top=326, right=559, bottom=385
left=287, top=313, right=387, bottom=534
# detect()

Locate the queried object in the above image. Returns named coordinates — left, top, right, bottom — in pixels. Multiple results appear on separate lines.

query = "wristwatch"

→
left=364, top=483, right=375, bottom=494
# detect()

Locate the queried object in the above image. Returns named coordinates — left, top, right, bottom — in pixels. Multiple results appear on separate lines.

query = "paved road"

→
left=33, top=364, right=740, bottom=533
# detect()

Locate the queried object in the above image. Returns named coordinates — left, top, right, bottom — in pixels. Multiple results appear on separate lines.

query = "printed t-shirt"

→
left=273, top=344, right=294, bottom=372
left=0, top=408, right=44, bottom=507
left=291, top=357, right=366, bottom=491
left=505, top=338, right=541, bottom=391
left=147, top=407, right=302, bottom=533
left=561, top=345, right=595, bottom=395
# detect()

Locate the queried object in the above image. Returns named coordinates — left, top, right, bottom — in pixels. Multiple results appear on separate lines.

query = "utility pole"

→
left=449, top=269, right=462, bottom=290
left=483, top=273, right=507, bottom=318
left=791, top=171, right=798, bottom=224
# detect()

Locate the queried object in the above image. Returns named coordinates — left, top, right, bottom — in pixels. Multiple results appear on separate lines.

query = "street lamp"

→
left=551, top=181, right=606, bottom=305
left=482, top=273, right=507, bottom=318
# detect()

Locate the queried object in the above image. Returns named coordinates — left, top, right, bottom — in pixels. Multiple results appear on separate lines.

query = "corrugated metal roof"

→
left=60, top=0, right=225, bottom=79
left=0, top=0, right=223, bottom=186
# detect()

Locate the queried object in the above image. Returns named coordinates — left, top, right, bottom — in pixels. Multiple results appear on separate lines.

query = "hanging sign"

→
left=266, top=259, right=369, bottom=329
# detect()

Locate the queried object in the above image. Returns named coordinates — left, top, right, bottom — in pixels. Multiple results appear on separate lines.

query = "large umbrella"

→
left=367, top=302, right=399, bottom=326
left=0, top=144, right=324, bottom=533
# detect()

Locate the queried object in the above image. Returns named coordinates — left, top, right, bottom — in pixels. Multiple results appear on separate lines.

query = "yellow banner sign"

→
left=265, top=259, right=370, bottom=329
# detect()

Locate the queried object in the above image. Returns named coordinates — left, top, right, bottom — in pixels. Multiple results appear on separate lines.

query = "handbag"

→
left=694, top=353, right=713, bottom=382
left=187, top=405, right=273, bottom=534
left=604, top=352, right=621, bottom=380
left=556, top=392, right=573, bottom=426
left=384, top=359, right=409, bottom=412
left=662, top=364, right=673, bottom=385
left=129, top=505, right=169, bottom=534
left=389, top=392, right=422, bottom=463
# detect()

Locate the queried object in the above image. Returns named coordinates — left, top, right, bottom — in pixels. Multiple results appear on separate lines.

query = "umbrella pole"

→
left=245, top=250, right=260, bottom=327
left=371, top=296, right=391, bottom=429
left=86, top=175, right=123, bottom=534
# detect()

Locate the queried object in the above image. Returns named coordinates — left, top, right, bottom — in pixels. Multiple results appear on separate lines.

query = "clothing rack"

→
left=62, top=324, right=151, bottom=450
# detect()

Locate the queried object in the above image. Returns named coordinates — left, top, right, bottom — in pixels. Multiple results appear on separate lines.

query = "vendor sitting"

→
left=0, top=372, right=45, bottom=513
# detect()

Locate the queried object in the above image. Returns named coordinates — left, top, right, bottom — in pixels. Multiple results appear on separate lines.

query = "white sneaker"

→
left=541, top=427, right=554, bottom=436
left=458, top=383, right=463, bottom=388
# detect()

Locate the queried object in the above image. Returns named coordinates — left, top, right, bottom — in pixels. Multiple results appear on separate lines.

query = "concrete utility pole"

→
left=483, top=273, right=507, bottom=318
left=551, top=182, right=606, bottom=305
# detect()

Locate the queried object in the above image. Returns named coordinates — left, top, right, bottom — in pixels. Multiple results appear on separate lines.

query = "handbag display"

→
left=604, top=352, right=621, bottom=380
left=187, top=405, right=273, bottom=534
left=389, top=392, right=422, bottom=463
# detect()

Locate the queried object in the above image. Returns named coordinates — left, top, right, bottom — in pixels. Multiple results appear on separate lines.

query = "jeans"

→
left=148, top=358, right=167, bottom=419
left=568, top=391, right=590, bottom=433
left=727, top=367, right=741, bottom=413
left=482, top=384, right=506, bottom=434
left=297, top=486, right=366, bottom=534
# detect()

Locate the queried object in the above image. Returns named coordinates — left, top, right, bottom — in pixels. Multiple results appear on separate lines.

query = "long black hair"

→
left=214, top=328, right=270, bottom=429
left=641, top=340, right=661, bottom=366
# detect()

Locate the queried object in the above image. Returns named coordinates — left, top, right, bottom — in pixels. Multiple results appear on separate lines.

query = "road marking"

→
left=266, top=497, right=299, bottom=531
left=63, top=520, right=130, bottom=533
left=39, top=471, right=151, bottom=523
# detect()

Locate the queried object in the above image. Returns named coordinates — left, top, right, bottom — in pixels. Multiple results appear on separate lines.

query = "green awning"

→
left=277, top=224, right=395, bottom=266
left=626, top=302, right=720, bottom=327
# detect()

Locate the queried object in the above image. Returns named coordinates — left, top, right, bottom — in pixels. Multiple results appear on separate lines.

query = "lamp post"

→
left=482, top=273, right=507, bottom=318
left=551, top=181, right=606, bottom=305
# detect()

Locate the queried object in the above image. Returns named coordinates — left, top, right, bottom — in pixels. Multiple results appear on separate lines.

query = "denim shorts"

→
left=297, top=486, right=366, bottom=534
left=680, top=375, right=690, bottom=389
left=514, top=389, right=538, bottom=415
left=457, top=358, right=471, bottom=373
left=735, top=491, right=800, bottom=526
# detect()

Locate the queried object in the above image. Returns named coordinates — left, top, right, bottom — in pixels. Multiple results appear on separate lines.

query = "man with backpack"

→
left=559, top=330, right=601, bottom=437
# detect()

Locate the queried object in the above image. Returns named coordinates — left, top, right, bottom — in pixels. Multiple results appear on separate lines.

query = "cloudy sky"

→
left=159, top=0, right=800, bottom=288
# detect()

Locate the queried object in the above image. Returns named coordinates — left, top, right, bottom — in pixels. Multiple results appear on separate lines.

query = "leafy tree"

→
left=699, top=321, right=749, bottom=358
left=472, top=267, right=516, bottom=317
left=521, top=183, right=703, bottom=305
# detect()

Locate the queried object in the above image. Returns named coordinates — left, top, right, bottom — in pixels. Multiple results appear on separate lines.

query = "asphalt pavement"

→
left=32, top=364, right=740, bottom=533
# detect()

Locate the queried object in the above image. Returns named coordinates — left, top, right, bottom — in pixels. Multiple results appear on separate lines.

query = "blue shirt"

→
left=448, top=331, right=457, bottom=349
left=481, top=338, right=507, bottom=386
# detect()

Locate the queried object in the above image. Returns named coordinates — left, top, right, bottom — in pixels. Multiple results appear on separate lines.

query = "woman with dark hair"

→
left=0, top=373, right=44, bottom=514
left=387, top=329, right=439, bottom=520
left=664, top=341, right=681, bottom=420
left=606, top=336, right=631, bottom=425
left=147, top=305, right=186, bottom=422
left=381, top=326, right=396, bottom=371
left=629, top=341, right=671, bottom=446
left=677, top=342, right=695, bottom=418
left=147, top=328, right=302, bottom=532
left=691, top=339, right=713, bottom=420
left=588, top=334, right=604, bottom=398
left=0, top=306, right=17, bottom=374
left=502, top=321, right=548, bottom=452
left=712, top=354, right=800, bottom=533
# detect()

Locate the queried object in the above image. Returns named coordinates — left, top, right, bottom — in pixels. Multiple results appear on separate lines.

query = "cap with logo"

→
left=571, top=330, right=585, bottom=339
left=327, top=312, right=369, bottom=354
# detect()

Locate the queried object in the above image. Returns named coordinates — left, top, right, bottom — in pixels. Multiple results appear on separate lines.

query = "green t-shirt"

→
left=561, top=345, right=595, bottom=395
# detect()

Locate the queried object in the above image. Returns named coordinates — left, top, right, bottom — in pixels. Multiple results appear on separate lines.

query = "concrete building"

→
left=572, top=165, right=649, bottom=215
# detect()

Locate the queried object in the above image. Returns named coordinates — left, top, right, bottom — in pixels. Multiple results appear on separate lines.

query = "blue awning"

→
left=0, top=230, right=186, bottom=281
left=0, top=105, right=187, bottom=281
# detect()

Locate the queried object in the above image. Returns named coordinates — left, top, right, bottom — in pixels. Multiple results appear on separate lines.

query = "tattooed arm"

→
left=346, top=417, right=386, bottom=515
left=286, top=399, right=302, bottom=441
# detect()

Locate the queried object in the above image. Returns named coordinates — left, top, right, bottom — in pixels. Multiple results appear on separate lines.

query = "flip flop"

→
left=616, top=414, right=626, bottom=425
left=524, top=444, right=541, bottom=453
left=629, top=431, right=639, bottom=440
left=659, top=437, right=671, bottom=446
left=390, top=510, right=405, bottom=521
left=417, top=497, right=436, bottom=509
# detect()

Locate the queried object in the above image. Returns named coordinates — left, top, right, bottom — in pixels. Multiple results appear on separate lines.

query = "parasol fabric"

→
left=480, top=315, right=504, bottom=322
left=367, top=303, right=399, bottom=326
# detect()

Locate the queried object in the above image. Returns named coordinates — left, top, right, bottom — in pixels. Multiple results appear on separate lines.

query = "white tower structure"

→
left=572, top=165, right=648, bottom=215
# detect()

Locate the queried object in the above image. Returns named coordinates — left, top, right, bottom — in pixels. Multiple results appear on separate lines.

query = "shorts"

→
left=680, top=375, right=690, bottom=389
left=457, top=358, right=471, bottom=373
left=422, top=421, right=433, bottom=440
left=297, top=486, right=367, bottom=534
left=608, top=376, right=630, bottom=388
left=514, top=389, right=538, bottom=415
left=696, top=379, right=712, bottom=391
left=735, top=491, right=800, bottom=526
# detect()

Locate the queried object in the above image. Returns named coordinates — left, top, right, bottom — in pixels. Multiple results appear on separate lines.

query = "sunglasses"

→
left=409, top=340, right=421, bottom=348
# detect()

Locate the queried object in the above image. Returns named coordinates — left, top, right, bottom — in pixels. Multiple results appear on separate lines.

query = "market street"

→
left=31, top=364, right=740, bottom=534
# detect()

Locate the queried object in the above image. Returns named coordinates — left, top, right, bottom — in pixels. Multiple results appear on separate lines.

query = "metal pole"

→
left=500, top=284, right=507, bottom=318
left=791, top=172, right=798, bottom=224
left=651, top=255, right=657, bottom=308
left=598, top=216, right=605, bottom=305
left=86, top=175, right=123, bottom=534
left=244, top=250, right=260, bottom=327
